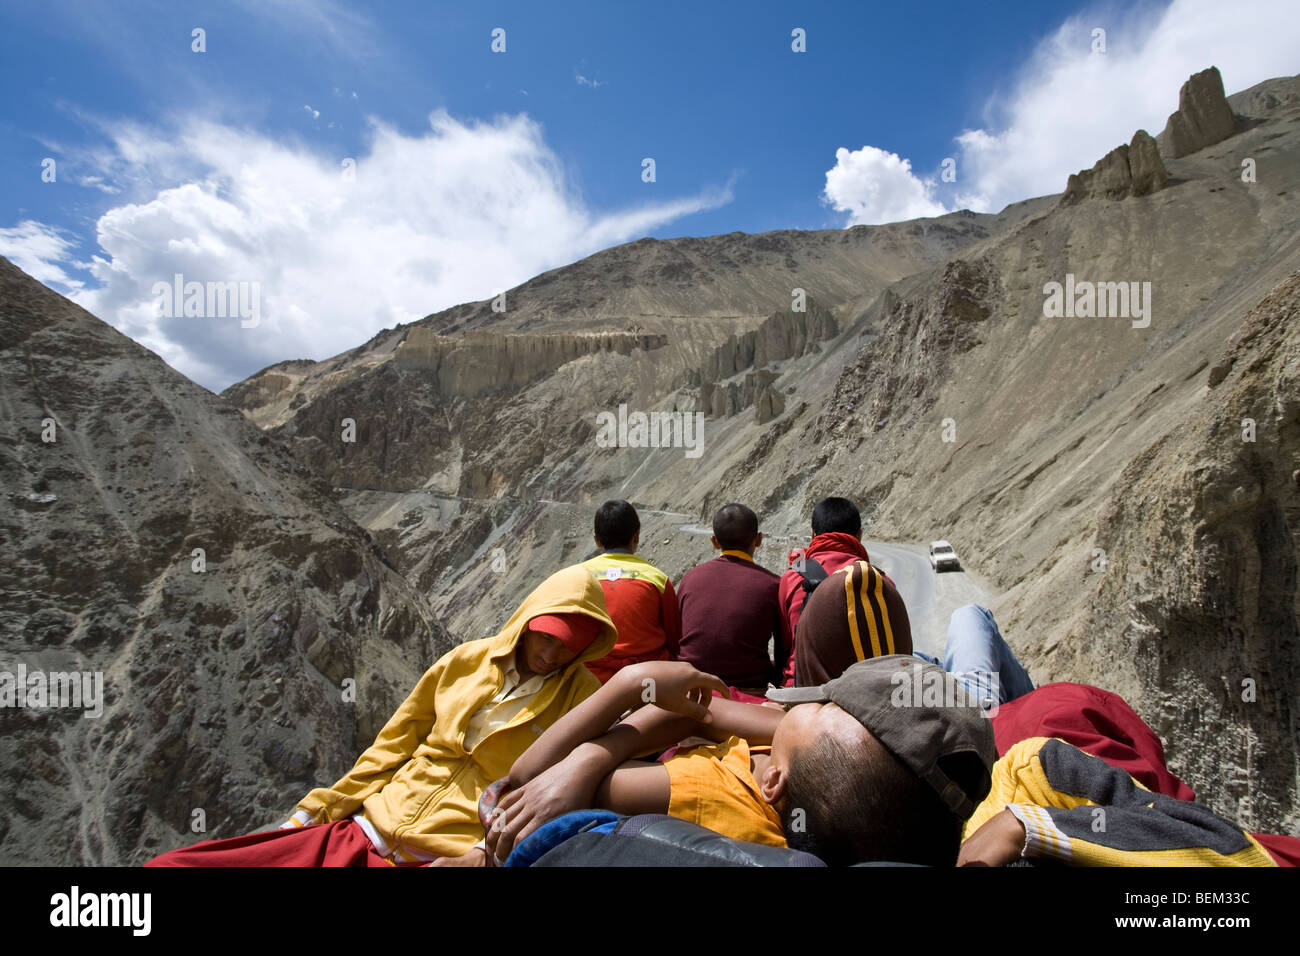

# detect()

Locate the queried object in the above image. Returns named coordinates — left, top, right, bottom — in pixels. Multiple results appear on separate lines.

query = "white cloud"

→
left=826, top=0, right=1300, bottom=222
left=822, top=146, right=948, bottom=226
left=74, top=174, right=121, bottom=195
left=21, top=110, right=730, bottom=392
left=576, top=73, right=604, bottom=88
left=303, top=105, right=320, bottom=120
left=0, top=222, right=85, bottom=289
left=229, top=0, right=383, bottom=62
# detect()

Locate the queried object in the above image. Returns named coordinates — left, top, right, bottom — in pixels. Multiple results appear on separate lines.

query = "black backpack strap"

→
left=799, top=558, right=829, bottom=591
left=797, top=558, right=828, bottom=613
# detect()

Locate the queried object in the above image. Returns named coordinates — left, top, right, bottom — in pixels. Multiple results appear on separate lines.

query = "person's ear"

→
left=631, top=530, right=640, bottom=552
left=759, top=761, right=787, bottom=806
left=710, top=535, right=721, bottom=550
left=594, top=534, right=602, bottom=550
left=753, top=532, right=763, bottom=551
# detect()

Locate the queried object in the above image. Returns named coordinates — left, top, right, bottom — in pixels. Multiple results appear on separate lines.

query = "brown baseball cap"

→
left=767, top=655, right=996, bottom=818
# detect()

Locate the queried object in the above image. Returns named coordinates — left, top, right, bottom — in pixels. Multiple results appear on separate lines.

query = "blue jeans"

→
left=913, top=605, right=1034, bottom=711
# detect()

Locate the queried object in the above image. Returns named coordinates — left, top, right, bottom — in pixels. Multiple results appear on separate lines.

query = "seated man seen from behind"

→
left=676, top=503, right=784, bottom=695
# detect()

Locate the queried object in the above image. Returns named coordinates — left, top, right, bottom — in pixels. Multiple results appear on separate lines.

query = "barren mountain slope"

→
left=1089, top=272, right=1300, bottom=831
left=0, top=258, right=453, bottom=864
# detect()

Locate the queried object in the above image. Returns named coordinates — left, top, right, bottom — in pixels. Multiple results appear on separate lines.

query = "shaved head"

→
left=778, top=703, right=971, bottom=866
left=712, top=502, right=759, bottom=550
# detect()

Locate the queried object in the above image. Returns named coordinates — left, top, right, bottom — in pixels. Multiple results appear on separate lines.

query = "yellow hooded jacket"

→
left=294, top=565, right=617, bottom=858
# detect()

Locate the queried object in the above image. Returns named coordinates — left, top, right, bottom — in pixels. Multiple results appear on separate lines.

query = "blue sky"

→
left=1, top=0, right=1296, bottom=390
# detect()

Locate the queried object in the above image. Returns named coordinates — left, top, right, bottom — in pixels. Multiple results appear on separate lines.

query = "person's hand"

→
left=428, top=846, right=486, bottom=867
left=483, top=753, right=602, bottom=865
left=624, top=661, right=729, bottom=722
left=957, top=808, right=1026, bottom=867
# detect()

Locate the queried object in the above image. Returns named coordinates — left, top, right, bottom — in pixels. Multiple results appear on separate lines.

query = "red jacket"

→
left=581, top=551, right=681, bottom=683
left=777, top=533, right=881, bottom=685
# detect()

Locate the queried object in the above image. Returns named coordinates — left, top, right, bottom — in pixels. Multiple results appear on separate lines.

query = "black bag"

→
left=533, top=814, right=826, bottom=867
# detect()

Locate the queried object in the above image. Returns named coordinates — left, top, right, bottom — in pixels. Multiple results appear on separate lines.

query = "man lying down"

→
left=482, top=655, right=1279, bottom=867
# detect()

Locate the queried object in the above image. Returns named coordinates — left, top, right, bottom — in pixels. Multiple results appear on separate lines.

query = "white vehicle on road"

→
left=929, top=540, right=961, bottom=572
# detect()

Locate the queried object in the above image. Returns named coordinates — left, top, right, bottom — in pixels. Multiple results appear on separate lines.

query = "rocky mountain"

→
left=0, top=258, right=452, bottom=864
left=3, top=66, right=1297, bottom=866
left=1061, top=128, right=1168, bottom=205
left=1160, top=66, right=1241, bottom=158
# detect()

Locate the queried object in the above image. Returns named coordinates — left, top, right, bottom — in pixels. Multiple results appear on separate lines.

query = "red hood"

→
left=787, top=532, right=869, bottom=567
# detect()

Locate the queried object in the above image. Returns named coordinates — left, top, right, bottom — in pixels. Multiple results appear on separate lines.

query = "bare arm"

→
left=486, top=690, right=782, bottom=862
left=508, top=660, right=729, bottom=788
left=694, top=697, right=783, bottom=745
left=585, top=694, right=780, bottom=757
left=486, top=723, right=674, bottom=863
